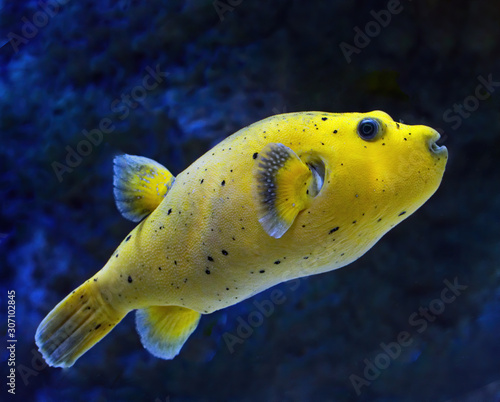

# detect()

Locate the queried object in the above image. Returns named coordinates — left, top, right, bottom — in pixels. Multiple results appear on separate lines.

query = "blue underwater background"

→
left=1, top=0, right=500, bottom=401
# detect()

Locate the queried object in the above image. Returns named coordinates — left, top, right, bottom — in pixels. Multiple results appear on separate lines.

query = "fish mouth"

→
left=428, top=132, right=448, bottom=157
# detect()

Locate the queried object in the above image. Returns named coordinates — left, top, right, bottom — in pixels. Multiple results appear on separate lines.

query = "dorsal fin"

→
left=113, top=154, right=175, bottom=222
left=254, top=143, right=316, bottom=238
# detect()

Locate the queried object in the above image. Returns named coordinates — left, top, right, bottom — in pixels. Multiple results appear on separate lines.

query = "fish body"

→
left=36, top=111, right=448, bottom=367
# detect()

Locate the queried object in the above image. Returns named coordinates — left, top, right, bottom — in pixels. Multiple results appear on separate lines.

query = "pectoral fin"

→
left=135, top=306, right=201, bottom=360
left=113, top=154, right=175, bottom=222
left=254, top=143, right=316, bottom=238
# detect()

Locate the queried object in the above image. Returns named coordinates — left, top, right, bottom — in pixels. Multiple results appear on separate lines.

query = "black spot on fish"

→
left=396, top=122, right=400, bottom=129
left=333, top=130, right=338, bottom=134
left=174, top=260, right=177, bottom=265
left=128, top=276, right=133, bottom=283
left=274, top=260, right=281, bottom=264
left=329, top=227, right=339, bottom=234
left=207, top=256, right=214, bottom=262
left=322, top=117, right=328, bottom=121
left=377, top=218, right=382, bottom=222
left=260, top=270, right=265, bottom=273
left=95, top=324, right=101, bottom=330
left=253, top=152, right=258, bottom=159
left=398, top=211, right=407, bottom=216
left=94, top=278, right=98, bottom=282
left=158, top=267, right=162, bottom=270
left=168, top=208, right=172, bottom=215
left=205, top=269, right=211, bottom=275
left=200, top=179, right=204, bottom=184
left=221, top=180, right=225, bottom=186
left=226, top=287, right=229, bottom=290
left=126, top=235, right=131, bottom=242
left=222, top=250, right=228, bottom=256
left=115, top=254, right=119, bottom=258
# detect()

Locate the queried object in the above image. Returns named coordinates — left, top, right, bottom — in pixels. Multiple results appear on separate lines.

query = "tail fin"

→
left=35, top=280, right=127, bottom=368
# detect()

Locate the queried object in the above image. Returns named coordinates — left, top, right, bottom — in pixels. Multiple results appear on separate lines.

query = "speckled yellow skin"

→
left=91, top=111, right=447, bottom=315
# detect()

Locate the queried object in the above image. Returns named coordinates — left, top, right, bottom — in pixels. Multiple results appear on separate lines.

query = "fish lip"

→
left=428, top=132, right=448, bottom=156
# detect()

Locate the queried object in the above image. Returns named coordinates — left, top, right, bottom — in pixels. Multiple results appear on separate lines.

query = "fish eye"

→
left=357, top=118, right=381, bottom=141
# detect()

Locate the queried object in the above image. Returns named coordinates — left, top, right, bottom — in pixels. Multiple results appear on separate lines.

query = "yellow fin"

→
left=255, top=143, right=317, bottom=238
left=135, top=306, right=201, bottom=360
left=35, top=281, right=127, bottom=368
left=113, top=154, right=175, bottom=222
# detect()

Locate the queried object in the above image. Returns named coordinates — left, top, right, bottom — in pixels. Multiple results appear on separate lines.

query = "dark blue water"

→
left=1, top=1, right=499, bottom=401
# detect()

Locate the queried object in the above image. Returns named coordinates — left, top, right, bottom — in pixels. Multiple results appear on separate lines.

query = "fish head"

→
left=303, top=110, right=448, bottom=237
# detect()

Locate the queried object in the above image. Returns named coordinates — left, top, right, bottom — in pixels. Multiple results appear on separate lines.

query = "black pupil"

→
left=362, top=122, right=375, bottom=136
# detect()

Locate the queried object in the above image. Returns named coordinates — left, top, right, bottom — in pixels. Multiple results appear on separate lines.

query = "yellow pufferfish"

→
left=36, top=111, right=448, bottom=368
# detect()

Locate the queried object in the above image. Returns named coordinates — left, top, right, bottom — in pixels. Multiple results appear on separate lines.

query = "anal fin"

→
left=135, top=306, right=201, bottom=360
left=113, top=154, right=175, bottom=222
